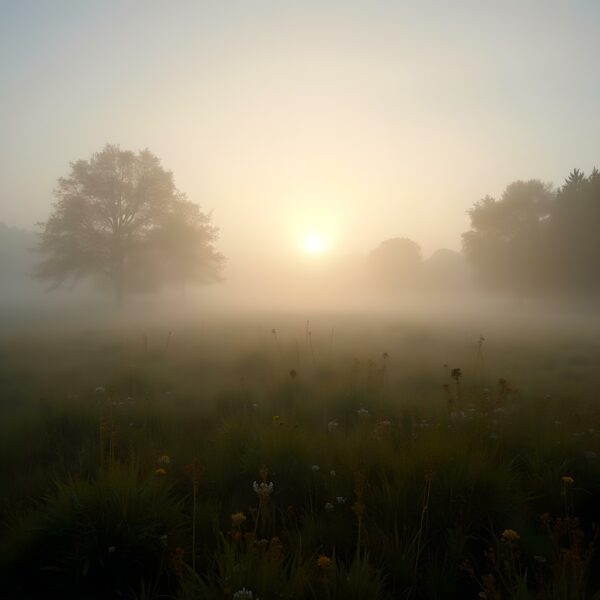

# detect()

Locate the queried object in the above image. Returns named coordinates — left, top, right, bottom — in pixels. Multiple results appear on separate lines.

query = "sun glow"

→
left=303, top=233, right=326, bottom=255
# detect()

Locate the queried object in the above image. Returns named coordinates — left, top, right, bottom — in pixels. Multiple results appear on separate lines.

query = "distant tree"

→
left=368, top=237, right=422, bottom=289
left=36, top=145, right=224, bottom=303
left=548, top=168, right=600, bottom=292
left=462, top=180, right=554, bottom=293
left=422, top=248, right=469, bottom=290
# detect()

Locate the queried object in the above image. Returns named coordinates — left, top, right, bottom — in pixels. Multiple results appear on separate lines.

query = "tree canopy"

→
left=462, top=170, right=600, bottom=296
left=367, top=237, right=422, bottom=290
left=36, top=145, right=224, bottom=302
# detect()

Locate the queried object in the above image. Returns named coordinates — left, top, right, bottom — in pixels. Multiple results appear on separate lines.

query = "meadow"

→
left=2, top=306, right=600, bottom=599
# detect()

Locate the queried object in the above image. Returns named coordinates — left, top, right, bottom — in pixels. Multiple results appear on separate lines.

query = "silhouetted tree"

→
left=422, top=248, right=469, bottom=290
left=368, top=237, right=422, bottom=289
left=548, top=168, right=600, bottom=292
left=36, top=145, right=224, bottom=303
left=462, top=180, right=554, bottom=293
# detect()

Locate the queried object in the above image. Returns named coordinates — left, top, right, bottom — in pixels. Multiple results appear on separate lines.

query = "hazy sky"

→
left=1, top=0, right=599, bottom=275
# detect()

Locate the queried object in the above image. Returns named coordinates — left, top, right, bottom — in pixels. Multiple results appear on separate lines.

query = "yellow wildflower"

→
left=317, top=554, right=333, bottom=570
left=500, top=529, right=520, bottom=542
left=562, top=475, right=574, bottom=486
left=155, top=468, right=167, bottom=476
left=231, top=512, right=247, bottom=528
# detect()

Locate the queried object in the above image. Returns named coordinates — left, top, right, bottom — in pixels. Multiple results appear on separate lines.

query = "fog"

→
left=3, top=4, right=600, bottom=598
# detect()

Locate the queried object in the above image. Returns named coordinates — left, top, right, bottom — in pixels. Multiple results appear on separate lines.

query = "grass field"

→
left=2, top=308, right=600, bottom=599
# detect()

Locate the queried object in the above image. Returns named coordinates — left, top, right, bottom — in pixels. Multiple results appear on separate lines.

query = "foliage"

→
left=35, top=145, right=224, bottom=302
left=368, top=237, right=422, bottom=290
left=463, top=169, right=600, bottom=296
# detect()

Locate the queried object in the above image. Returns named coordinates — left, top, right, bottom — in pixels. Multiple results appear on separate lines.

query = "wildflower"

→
left=357, top=408, right=369, bottom=417
left=155, top=468, right=167, bottom=476
left=336, top=496, right=346, bottom=504
left=562, top=475, right=574, bottom=486
left=108, top=546, right=116, bottom=553
left=330, top=469, right=336, bottom=477
left=253, top=481, right=274, bottom=498
left=324, top=502, right=334, bottom=512
left=533, top=555, right=547, bottom=563
left=95, top=386, right=106, bottom=394
left=157, top=455, right=170, bottom=466
left=231, top=512, right=247, bottom=527
left=233, top=588, right=256, bottom=600
left=500, top=529, right=520, bottom=542
left=311, top=464, right=320, bottom=472
left=184, top=459, right=205, bottom=484
left=327, top=420, right=339, bottom=433
left=317, top=555, right=333, bottom=570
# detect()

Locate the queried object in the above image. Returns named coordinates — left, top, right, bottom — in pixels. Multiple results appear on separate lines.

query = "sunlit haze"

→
left=4, top=3, right=600, bottom=598
left=2, top=1, right=599, bottom=301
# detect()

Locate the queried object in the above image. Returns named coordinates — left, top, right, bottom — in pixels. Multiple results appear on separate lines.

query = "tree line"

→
left=28, top=143, right=600, bottom=302
left=462, top=169, right=600, bottom=296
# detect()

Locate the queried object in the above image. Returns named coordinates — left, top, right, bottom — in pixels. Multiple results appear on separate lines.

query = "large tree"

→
left=462, top=180, right=554, bottom=293
left=36, top=145, right=224, bottom=302
left=548, top=168, right=600, bottom=293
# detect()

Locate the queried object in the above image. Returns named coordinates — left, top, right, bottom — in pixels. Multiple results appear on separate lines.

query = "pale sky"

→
left=1, top=0, right=599, bottom=276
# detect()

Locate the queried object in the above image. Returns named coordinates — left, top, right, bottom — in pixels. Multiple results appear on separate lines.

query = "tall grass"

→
left=2, top=317, right=600, bottom=598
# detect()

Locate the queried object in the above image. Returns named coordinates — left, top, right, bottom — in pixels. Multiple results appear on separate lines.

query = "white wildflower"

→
left=233, top=588, right=256, bottom=600
left=253, top=481, right=274, bottom=498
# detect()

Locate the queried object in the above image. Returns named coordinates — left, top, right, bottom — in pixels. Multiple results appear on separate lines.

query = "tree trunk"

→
left=113, top=257, right=125, bottom=306
left=112, top=239, right=125, bottom=306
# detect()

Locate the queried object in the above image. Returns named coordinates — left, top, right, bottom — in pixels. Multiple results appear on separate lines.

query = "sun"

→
left=302, top=233, right=326, bottom=255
